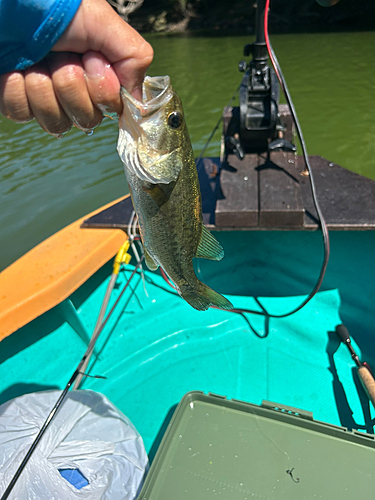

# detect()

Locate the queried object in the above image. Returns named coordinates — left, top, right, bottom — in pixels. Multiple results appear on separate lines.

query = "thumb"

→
left=53, top=0, right=153, bottom=99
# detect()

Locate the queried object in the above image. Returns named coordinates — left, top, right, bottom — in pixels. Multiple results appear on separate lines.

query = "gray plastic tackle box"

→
left=138, top=391, right=375, bottom=499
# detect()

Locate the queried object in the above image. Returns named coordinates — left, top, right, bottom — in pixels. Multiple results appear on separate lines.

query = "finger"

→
left=25, top=63, right=72, bottom=136
left=0, top=71, right=33, bottom=122
left=82, top=51, right=122, bottom=116
left=109, top=31, right=153, bottom=102
left=52, top=0, right=153, bottom=98
left=48, top=52, right=103, bottom=132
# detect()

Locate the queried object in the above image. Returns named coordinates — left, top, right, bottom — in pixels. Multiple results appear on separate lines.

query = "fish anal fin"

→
left=195, top=225, right=224, bottom=261
left=144, top=247, right=158, bottom=271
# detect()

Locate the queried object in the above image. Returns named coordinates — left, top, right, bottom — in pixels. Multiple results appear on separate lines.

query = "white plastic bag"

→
left=0, top=390, right=148, bottom=500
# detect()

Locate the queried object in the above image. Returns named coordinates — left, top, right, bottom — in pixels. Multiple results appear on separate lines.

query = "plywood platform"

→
left=82, top=154, right=375, bottom=232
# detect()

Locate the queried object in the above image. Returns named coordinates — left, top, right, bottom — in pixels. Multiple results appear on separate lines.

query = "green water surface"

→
left=0, top=31, right=374, bottom=271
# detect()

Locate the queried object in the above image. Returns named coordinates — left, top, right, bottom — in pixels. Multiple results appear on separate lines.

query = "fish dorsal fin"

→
left=144, top=246, right=158, bottom=271
left=195, top=226, right=224, bottom=261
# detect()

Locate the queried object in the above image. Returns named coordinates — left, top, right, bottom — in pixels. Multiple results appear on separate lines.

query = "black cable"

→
left=191, top=2, right=329, bottom=319
left=261, top=41, right=330, bottom=318
left=192, top=8, right=329, bottom=318
left=249, top=0, right=330, bottom=318
left=197, top=1, right=331, bottom=319
left=206, top=3, right=330, bottom=319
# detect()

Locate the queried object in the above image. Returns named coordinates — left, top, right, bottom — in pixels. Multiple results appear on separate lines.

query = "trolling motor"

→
left=224, top=0, right=296, bottom=156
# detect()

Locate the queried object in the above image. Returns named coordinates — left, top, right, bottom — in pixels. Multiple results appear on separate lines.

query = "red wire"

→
left=160, top=267, right=177, bottom=290
left=264, top=0, right=282, bottom=86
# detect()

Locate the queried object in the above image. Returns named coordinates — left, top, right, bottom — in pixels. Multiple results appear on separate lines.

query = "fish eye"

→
left=167, top=111, right=183, bottom=129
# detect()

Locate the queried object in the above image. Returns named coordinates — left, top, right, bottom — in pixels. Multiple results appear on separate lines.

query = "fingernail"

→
left=96, top=103, right=118, bottom=119
left=84, top=56, right=106, bottom=79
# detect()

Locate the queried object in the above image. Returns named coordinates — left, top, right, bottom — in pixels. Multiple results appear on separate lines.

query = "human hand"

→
left=0, top=0, right=153, bottom=136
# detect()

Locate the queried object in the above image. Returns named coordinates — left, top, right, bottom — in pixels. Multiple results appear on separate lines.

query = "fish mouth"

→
left=119, top=76, right=179, bottom=185
left=121, top=76, right=173, bottom=117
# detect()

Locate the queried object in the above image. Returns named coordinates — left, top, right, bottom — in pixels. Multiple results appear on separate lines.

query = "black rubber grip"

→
left=335, top=324, right=351, bottom=343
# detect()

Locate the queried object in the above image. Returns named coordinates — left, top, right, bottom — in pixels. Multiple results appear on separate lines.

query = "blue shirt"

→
left=0, top=0, right=82, bottom=74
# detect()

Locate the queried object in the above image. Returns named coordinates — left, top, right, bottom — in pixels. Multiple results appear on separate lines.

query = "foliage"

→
left=108, top=0, right=375, bottom=33
left=107, top=0, right=145, bottom=21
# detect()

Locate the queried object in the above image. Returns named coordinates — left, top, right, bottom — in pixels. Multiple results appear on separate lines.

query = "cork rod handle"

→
left=357, top=365, right=375, bottom=409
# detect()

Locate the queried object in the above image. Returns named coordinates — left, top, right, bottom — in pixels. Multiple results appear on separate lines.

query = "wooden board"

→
left=300, top=157, right=375, bottom=230
left=258, top=152, right=304, bottom=228
left=215, top=154, right=258, bottom=227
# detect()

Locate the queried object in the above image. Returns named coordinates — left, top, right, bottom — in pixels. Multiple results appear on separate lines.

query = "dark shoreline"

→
left=126, top=0, right=374, bottom=35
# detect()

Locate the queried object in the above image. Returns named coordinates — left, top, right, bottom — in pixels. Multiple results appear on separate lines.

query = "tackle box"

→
left=139, top=391, right=375, bottom=499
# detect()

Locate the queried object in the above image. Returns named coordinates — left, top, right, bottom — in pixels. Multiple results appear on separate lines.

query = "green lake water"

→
left=0, top=31, right=374, bottom=271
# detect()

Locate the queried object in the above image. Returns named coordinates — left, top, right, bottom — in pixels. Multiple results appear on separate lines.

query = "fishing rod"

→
left=1, top=255, right=144, bottom=500
left=336, top=324, right=375, bottom=410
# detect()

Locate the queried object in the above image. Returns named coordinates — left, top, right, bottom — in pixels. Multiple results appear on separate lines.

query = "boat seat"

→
left=0, top=197, right=129, bottom=342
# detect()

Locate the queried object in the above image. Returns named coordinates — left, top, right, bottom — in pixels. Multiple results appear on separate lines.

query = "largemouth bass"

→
left=117, top=76, right=232, bottom=311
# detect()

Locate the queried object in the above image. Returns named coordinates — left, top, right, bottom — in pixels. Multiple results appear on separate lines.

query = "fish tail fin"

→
left=180, top=281, right=233, bottom=311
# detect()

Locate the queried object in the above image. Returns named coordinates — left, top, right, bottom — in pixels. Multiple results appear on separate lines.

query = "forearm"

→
left=0, top=0, right=82, bottom=74
left=0, top=0, right=153, bottom=136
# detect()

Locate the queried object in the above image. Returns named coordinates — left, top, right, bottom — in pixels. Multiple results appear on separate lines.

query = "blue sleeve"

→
left=0, top=0, right=82, bottom=74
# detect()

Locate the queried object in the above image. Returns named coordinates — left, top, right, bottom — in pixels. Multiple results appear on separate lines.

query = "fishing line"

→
left=1, top=256, right=144, bottom=500
left=195, top=83, right=241, bottom=172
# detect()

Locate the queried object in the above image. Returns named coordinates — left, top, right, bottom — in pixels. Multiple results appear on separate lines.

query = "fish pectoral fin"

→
left=195, top=225, right=224, bottom=261
left=143, top=183, right=174, bottom=208
left=143, top=247, right=158, bottom=271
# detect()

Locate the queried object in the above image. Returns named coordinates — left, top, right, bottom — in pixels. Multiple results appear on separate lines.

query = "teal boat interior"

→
left=1, top=229, right=374, bottom=459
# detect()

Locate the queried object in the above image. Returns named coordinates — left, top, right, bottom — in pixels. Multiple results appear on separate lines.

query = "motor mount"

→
left=224, top=0, right=295, bottom=157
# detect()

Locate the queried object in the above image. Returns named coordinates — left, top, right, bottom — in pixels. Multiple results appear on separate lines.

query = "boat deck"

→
left=82, top=156, right=375, bottom=232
